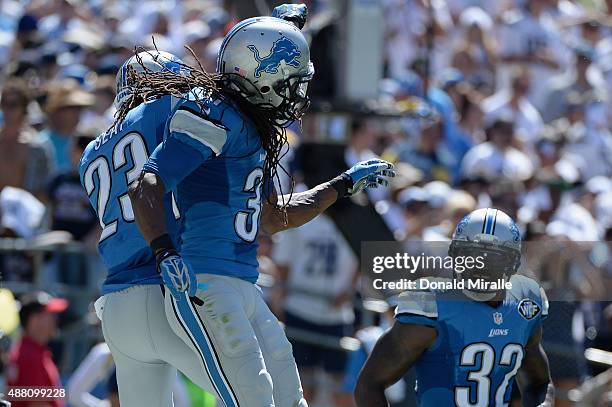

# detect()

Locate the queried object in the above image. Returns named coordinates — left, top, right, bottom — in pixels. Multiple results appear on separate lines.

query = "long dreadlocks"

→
left=112, top=47, right=294, bottom=212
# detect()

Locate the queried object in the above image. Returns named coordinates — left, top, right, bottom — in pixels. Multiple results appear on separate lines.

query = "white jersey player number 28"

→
left=455, top=342, right=524, bottom=407
left=84, top=132, right=180, bottom=242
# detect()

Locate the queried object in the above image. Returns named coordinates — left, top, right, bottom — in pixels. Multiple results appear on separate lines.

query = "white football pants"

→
left=164, top=274, right=308, bottom=407
left=95, top=285, right=217, bottom=406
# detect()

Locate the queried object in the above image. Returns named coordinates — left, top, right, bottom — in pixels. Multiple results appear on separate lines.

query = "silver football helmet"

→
left=216, top=16, right=314, bottom=124
left=114, top=50, right=185, bottom=108
left=449, top=208, right=522, bottom=301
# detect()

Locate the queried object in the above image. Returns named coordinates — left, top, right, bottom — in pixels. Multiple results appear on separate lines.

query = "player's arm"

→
left=128, top=140, right=204, bottom=298
left=129, top=106, right=223, bottom=297
left=129, top=171, right=168, bottom=243
left=129, top=106, right=221, bottom=244
left=516, top=325, right=554, bottom=407
left=355, top=321, right=436, bottom=406
left=261, top=181, right=338, bottom=234
left=261, top=159, right=394, bottom=234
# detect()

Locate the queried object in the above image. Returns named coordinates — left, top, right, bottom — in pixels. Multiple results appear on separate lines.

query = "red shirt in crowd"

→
left=6, top=336, right=64, bottom=407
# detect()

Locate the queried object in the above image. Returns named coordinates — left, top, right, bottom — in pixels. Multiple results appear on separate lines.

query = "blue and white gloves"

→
left=272, top=3, right=308, bottom=29
left=332, top=158, right=396, bottom=197
left=151, top=233, right=200, bottom=303
left=157, top=250, right=197, bottom=298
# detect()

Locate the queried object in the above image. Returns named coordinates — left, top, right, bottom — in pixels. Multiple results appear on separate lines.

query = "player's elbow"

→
left=127, top=173, right=144, bottom=201
left=128, top=172, right=158, bottom=202
left=260, top=203, right=285, bottom=235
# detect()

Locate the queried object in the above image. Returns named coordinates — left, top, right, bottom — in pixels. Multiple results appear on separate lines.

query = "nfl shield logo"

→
left=493, top=312, right=503, bottom=325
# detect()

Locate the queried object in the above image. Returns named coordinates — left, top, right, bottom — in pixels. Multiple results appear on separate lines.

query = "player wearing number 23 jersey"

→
left=128, top=14, right=395, bottom=407
left=79, top=51, right=224, bottom=407
left=79, top=94, right=180, bottom=294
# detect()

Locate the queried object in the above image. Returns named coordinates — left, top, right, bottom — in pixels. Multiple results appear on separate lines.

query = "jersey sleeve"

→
left=143, top=136, right=210, bottom=191
left=512, top=275, right=549, bottom=339
left=527, top=285, right=549, bottom=340
left=394, top=289, right=439, bottom=329
left=168, top=103, right=229, bottom=156
left=142, top=102, right=227, bottom=191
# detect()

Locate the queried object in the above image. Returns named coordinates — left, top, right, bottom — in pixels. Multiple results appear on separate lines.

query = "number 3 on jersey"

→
left=84, top=132, right=179, bottom=241
left=235, top=167, right=263, bottom=242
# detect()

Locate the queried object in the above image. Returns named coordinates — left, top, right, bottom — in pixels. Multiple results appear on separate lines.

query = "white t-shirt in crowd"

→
left=496, top=10, right=570, bottom=106
left=481, top=90, right=544, bottom=144
left=461, top=142, right=534, bottom=182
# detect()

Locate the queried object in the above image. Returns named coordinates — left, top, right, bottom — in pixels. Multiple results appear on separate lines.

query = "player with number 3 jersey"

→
left=79, top=51, right=219, bottom=407
left=127, top=10, right=395, bottom=407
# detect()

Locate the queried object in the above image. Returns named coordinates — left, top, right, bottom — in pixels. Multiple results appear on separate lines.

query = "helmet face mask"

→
left=271, top=62, right=314, bottom=125
left=217, top=17, right=314, bottom=125
left=449, top=208, right=522, bottom=301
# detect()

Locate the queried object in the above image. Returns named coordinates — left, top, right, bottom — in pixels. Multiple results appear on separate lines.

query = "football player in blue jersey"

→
left=355, top=208, right=555, bottom=407
left=80, top=51, right=220, bottom=406
left=126, top=13, right=395, bottom=407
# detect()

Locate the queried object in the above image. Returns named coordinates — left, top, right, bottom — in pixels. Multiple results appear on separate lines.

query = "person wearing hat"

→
left=38, top=79, right=93, bottom=172
left=6, top=291, right=68, bottom=407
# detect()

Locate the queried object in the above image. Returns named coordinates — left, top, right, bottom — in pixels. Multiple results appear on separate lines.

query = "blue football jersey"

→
left=395, top=275, right=549, bottom=407
left=143, top=89, right=265, bottom=283
left=79, top=96, right=180, bottom=294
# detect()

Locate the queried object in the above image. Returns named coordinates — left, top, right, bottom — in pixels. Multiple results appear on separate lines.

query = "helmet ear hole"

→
left=260, top=85, right=271, bottom=94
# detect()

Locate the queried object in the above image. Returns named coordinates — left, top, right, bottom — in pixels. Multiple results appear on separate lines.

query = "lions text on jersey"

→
left=394, top=274, right=549, bottom=407
left=143, top=89, right=265, bottom=282
left=79, top=96, right=180, bottom=293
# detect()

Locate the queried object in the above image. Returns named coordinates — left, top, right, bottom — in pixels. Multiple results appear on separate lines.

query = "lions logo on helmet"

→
left=114, top=50, right=185, bottom=109
left=248, top=36, right=302, bottom=78
left=216, top=16, right=314, bottom=125
left=449, top=208, right=522, bottom=301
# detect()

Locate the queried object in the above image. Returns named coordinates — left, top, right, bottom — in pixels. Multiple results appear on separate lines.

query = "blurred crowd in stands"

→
left=0, top=0, right=611, bottom=406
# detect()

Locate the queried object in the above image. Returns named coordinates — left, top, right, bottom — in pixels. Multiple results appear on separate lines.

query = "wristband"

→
left=150, top=233, right=175, bottom=257
left=329, top=173, right=352, bottom=198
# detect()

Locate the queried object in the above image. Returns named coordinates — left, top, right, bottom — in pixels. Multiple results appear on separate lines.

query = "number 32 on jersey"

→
left=456, top=343, right=524, bottom=407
